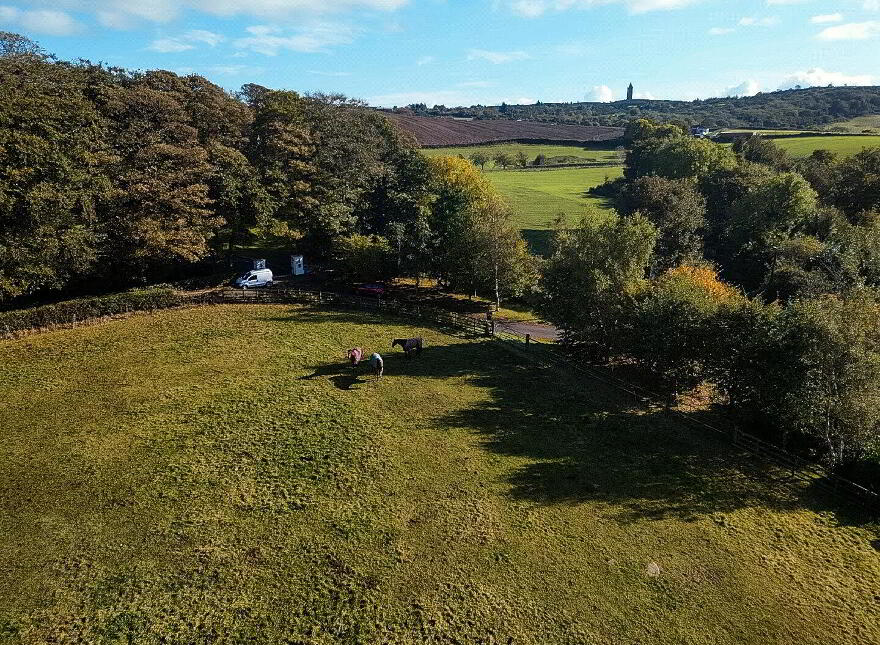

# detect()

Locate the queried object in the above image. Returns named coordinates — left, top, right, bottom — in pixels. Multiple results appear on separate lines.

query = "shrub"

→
left=0, top=288, right=183, bottom=336
left=335, top=234, right=395, bottom=283
left=627, top=266, right=741, bottom=404
left=540, top=209, right=656, bottom=362
left=713, top=291, right=880, bottom=471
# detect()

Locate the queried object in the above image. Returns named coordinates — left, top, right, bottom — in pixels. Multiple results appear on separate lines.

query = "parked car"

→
left=235, top=268, right=274, bottom=289
left=355, top=282, right=386, bottom=297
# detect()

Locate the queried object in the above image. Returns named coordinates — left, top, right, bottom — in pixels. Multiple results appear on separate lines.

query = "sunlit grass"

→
left=421, top=142, right=621, bottom=167
left=1, top=305, right=878, bottom=643
left=775, top=134, right=880, bottom=158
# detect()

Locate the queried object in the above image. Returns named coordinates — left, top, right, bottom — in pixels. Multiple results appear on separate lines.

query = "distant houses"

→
left=690, top=125, right=711, bottom=138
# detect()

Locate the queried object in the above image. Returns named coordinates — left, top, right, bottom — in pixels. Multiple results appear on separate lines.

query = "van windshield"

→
left=237, top=273, right=252, bottom=280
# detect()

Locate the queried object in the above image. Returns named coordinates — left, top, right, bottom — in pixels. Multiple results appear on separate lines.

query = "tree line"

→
left=542, top=119, right=880, bottom=489
left=0, top=33, right=533, bottom=308
left=391, top=85, right=880, bottom=130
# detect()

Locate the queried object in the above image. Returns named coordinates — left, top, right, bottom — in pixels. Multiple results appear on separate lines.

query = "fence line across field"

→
left=199, top=286, right=879, bottom=512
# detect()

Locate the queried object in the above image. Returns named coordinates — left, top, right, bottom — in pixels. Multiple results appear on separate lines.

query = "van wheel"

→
left=267, top=281, right=274, bottom=287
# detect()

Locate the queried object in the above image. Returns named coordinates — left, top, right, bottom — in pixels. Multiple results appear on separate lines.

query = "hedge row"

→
left=0, top=289, right=184, bottom=337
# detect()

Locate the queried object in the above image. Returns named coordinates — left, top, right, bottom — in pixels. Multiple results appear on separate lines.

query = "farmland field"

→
left=388, top=113, right=622, bottom=147
left=774, top=134, right=880, bottom=158
left=425, top=145, right=623, bottom=254
left=488, top=166, right=623, bottom=254
left=421, top=142, right=622, bottom=167
left=821, top=115, right=880, bottom=133
left=1, top=305, right=879, bottom=643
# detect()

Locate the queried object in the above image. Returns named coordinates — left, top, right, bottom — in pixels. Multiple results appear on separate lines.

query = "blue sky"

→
left=2, top=0, right=878, bottom=107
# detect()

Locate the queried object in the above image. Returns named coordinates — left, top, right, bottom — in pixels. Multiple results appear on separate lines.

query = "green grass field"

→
left=422, top=142, right=622, bottom=168
left=722, top=129, right=814, bottom=136
left=424, top=146, right=623, bottom=254
left=821, top=116, right=880, bottom=133
left=487, top=166, right=623, bottom=254
left=1, top=305, right=878, bottom=643
left=774, top=135, right=880, bottom=158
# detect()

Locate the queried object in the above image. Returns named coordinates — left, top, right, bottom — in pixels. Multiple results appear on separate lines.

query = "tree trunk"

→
left=494, top=262, right=500, bottom=311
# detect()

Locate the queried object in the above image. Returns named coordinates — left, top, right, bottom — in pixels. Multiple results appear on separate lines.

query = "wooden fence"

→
left=200, top=286, right=879, bottom=512
left=196, top=287, right=493, bottom=337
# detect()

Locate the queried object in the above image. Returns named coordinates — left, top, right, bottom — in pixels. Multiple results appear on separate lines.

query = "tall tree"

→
left=469, top=151, right=490, bottom=170
left=827, top=147, right=880, bottom=217
left=617, top=176, right=707, bottom=272
left=100, top=75, right=218, bottom=282
left=0, top=51, right=113, bottom=300
left=541, top=209, right=657, bottom=361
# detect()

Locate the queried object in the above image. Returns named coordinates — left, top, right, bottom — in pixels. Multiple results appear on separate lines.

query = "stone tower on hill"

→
left=627, top=83, right=634, bottom=101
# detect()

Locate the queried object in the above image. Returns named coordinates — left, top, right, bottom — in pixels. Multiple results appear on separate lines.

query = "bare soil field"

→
left=386, top=113, right=623, bottom=147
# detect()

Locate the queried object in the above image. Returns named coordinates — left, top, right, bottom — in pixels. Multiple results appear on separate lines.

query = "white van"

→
left=235, top=268, right=274, bottom=289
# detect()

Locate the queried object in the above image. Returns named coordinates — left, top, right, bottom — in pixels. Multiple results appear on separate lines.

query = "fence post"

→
left=525, top=334, right=531, bottom=346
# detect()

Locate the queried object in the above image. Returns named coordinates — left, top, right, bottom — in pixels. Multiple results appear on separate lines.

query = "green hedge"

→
left=0, top=289, right=184, bottom=336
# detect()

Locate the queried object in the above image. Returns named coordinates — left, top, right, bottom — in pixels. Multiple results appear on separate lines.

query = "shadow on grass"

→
left=280, top=305, right=878, bottom=529
left=300, top=362, right=368, bottom=390
left=426, top=344, right=875, bottom=528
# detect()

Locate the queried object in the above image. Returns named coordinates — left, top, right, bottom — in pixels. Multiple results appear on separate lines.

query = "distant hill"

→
left=388, top=86, right=880, bottom=131
left=385, top=114, right=623, bottom=147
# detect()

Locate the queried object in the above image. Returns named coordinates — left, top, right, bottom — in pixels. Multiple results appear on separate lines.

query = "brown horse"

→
left=392, top=337, right=423, bottom=358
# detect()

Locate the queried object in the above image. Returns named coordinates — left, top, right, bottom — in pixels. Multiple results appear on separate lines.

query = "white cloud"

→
left=467, top=49, right=530, bottom=64
left=0, top=6, right=83, bottom=35
left=148, top=29, right=225, bottom=53
left=724, top=80, right=760, bottom=97
left=366, top=90, right=469, bottom=108
left=97, top=10, right=135, bottom=29
left=634, top=90, right=655, bottom=99
left=186, top=29, right=225, bottom=46
left=739, top=16, right=779, bottom=27
left=778, top=68, right=873, bottom=89
left=504, top=0, right=701, bottom=18
left=810, top=13, right=843, bottom=24
left=189, top=0, right=408, bottom=18
left=235, top=22, right=356, bottom=55
left=586, top=85, right=614, bottom=102
left=204, top=64, right=265, bottom=76
left=148, top=38, right=195, bottom=53
left=22, top=0, right=408, bottom=30
left=817, top=21, right=880, bottom=40
left=416, top=55, right=435, bottom=65
left=865, top=0, right=879, bottom=10
left=708, top=27, right=734, bottom=35
left=510, top=0, right=546, bottom=17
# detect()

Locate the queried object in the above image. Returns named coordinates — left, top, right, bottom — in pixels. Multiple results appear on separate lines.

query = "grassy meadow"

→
left=421, top=142, right=622, bottom=167
left=822, top=115, right=880, bottom=133
left=425, top=131, right=880, bottom=255
left=1, top=304, right=879, bottom=643
left=424, top=144, right=623, bottom=254
left=489, top=166, right=623, bottom=254
left=774, top=134, right=880, bottom=158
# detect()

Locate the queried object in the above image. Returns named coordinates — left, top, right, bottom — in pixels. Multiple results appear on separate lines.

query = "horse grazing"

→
left=369, top=352, right=384, bottom=380
left=347, top=347, right=364, bottom=366
left=392, top=337, right=423, bottom=358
